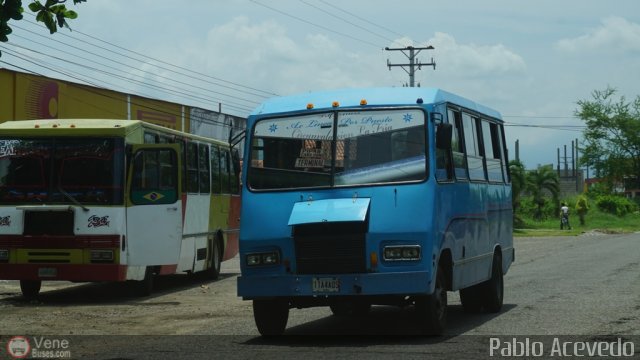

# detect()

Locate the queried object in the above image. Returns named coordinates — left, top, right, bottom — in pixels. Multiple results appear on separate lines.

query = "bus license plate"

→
left=38, top=268, right=57, bottom=278
left=312, top=277, right=340, bottom=293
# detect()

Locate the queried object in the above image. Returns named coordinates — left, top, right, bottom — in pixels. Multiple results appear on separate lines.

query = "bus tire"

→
left=459, top=285, right=483, bottom=313
left=253, top=298, right=289, bottom=336
left=481, top=253, right=504, bottom=313
left=202, top=236, right=223, bottom=280
left=20, top=280, right=41, bottom=299
left=416, top=265, right=447, bottom=335
left=131, top=267, right=154, bottom=297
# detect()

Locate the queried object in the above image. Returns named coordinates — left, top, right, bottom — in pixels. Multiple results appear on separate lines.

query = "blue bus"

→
left=237, top=87, right=514, bottom=335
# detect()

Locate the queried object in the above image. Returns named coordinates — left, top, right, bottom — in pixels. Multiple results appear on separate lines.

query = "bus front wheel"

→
left=20, top=280, right=42, bottom=299
left=253, top=298, right=289, bottom=336
left=416, top=265, right=447, bottom=335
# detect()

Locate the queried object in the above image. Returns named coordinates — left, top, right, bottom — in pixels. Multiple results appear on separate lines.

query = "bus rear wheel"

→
left=481, top=254, right=504, bottom=313
left=416, top=265, right=447, bottom=335
left=253, top=298, right=289, bottom=336
left=20, top=280, right=41, bottom=299
left=460, top=253, right=504, bottom=313
left=129, top=267, right=154, bottom=297
left=203, top=237, right=223, bottom=280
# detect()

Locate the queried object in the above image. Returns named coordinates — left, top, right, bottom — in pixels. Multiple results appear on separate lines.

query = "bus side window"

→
left=462, top=113, right=485, bottom=181
left=498, top=125, right=511, bottom=183
left=230, top=149, right=240, bottom=194
left=220, top=149, right=230, bottom=194
left=131, top=149, right=178, bottom=205
left=210, top=145, right=221, bottom=194
left=484, top=121, right=504, bottom=183
left=186, top=142, right=199, bottom=193
left=199, top=143, right=211, bottom=194
left=144, top=132, right=157, bottom=144
left=449, top=109, right=468, bottom=180
left=178, top=139, right=187, bottom=193
left=435, top=119, right=453, bottom=182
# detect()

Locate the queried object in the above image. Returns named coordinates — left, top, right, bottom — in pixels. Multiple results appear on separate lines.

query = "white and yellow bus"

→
left=0, top=119, right=240, bottom=297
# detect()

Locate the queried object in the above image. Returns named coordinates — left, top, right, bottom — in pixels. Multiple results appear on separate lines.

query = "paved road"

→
left=1, top=232, right=639, bottom=359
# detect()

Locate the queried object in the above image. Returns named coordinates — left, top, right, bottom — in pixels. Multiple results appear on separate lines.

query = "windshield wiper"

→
left=58, top=186, right=90, bottom=212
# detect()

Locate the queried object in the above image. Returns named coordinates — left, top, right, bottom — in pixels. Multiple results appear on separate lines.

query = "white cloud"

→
left=555, top=16, right=640, bottom=53
left=198, top=17, right=384, bottom=95
left=421, top=32, right=526, bottom=77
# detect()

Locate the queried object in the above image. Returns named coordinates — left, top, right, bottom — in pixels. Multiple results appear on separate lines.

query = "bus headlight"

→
left=246, top=251, right=280, bottom=266
left=0, top=249, right=8, bottom=262
left=383, top=245, right=421, bottom=261
left=90, top=249, right=114, bottom=263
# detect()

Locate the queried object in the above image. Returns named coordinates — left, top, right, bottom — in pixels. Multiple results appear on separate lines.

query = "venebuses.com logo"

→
left=5, top=336, right=72, bottom=359
left=6, top=336, right=31, bottom=359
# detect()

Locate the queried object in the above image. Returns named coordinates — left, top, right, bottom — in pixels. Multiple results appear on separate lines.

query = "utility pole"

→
left=385, top=45, right=436, bottom=87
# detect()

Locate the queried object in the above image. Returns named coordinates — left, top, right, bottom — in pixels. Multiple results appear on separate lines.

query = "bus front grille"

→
left=293, top=221, right=367, bottom=275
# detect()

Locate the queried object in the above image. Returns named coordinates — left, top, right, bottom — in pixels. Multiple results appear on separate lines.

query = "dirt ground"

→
left=0, top=256, right=254, bottom=335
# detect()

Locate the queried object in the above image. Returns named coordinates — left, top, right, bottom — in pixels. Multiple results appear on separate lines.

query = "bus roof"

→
left=0, top=119, right=141, bottom=136
left=250, top=87, right=502, bottom=120
left=0, top=119, right=229, bottom=145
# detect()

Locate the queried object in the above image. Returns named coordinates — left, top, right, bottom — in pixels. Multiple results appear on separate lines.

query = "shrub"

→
left=595, top=195, right=638, bottom=216
left=518, top=196, right=558, bottom=220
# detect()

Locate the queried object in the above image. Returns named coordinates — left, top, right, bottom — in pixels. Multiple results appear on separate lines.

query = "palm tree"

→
left=526, top=165, right=560, bottom=220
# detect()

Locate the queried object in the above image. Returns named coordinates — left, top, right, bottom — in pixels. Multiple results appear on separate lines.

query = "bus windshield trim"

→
left=247, top=108, right=428, bottom=191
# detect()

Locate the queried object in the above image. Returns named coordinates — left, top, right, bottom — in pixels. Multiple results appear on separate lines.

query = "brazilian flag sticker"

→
left=143, top=192, right=165, bottom=202
left=131, top=189, right=176, bottom=205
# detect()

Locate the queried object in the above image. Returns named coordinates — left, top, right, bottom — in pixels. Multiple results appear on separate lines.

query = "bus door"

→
left=126, top=144, right=182, bottom=267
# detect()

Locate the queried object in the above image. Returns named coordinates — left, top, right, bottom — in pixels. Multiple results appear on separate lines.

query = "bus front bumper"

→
left=237, top=271, right=431, bottom=299
left=0, top=264, right=128, bottom=282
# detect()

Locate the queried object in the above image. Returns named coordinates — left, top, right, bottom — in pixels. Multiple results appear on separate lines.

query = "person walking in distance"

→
left=560, top=202, right=572, bottom=230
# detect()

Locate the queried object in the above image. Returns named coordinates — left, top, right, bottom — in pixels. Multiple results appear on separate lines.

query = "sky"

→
left=1, top=0, right=639, bottom=171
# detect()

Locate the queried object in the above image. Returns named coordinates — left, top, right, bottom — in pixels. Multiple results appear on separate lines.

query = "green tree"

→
left=577, top=87, right=640, bottom=191
left=526, top=165, right=560, bottom=220
left=1, top=0, right=86, bottom=54
left=509, top=159, right=526, bottom=225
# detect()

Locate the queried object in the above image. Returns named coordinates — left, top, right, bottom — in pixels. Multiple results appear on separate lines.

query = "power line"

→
left=17, top=20, right=271, bottom=103
left=0, top=58, right=239, bottom=129
left=317, top=0, right=406, bottom=39
left=0, top=46, right=258, bottom=111
left=249, top=0, right=383, bottom=49
left=5, top=38, right=258, bottom=111
left=503, top=123, right=586, bottom=132
left=298, top=0, right=398, bottom=45
left=22, top=14, right=278, bottom=98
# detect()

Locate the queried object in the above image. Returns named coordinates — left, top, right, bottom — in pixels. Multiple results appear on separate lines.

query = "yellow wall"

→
left=0, top=69, right=188, bottom=132
left=130, top=95, right=187, bottom=132
left=60, top=83, right=127, bottom=119
left=0, top=70, right=15, bottom=121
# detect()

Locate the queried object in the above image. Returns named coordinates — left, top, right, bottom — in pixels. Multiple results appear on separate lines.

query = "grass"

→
left=514, top=207, right=640, bottom=237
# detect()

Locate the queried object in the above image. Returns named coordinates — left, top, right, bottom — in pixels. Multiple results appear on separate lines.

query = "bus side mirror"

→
left=436, top=123, right=452, bottom=150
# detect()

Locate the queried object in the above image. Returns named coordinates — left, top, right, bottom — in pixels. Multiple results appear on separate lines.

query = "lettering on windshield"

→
left=0, top=140, right=19, bottom=157
left=255, top=110, right=422, bottom=140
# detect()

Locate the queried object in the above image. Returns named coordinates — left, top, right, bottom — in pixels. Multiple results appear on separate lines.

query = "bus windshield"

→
left=0, top=138, right=124, bottom=205
left=248, top=109, right=426, bottom=190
